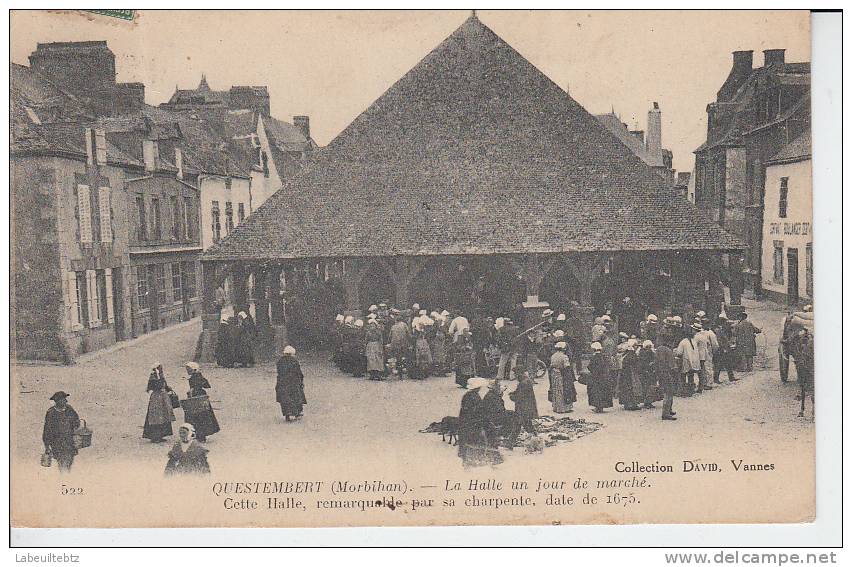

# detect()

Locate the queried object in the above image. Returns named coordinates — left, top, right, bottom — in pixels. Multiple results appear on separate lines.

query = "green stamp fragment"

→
left=86, top=10, right=135, bottom=21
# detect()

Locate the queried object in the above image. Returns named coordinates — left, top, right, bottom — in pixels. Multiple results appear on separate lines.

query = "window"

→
left=98, top=187, right=112, bottom=242
left=170, top=196, right=180, bottom=240
left=172, top=262, right=183, bottom=303
left=136, top=195, right=147, bottom=241
left=136, top=265, right=148, bottom=310
left=806, top=243, right=813, bottom=298
left=77, top=185, right=93, bottom=243
left=69, top=271, right=85, bottom=329
left=155, top=264, right=168, bottom=306
left=225, top=201, right=234, bottom=234
left=238, top=203, right=245, bottom=224
left=85, top=270, right=100, bottom=327
left=183, top=196, right=192, bottom=240
left=773, top=240, right=784, bottom=284
left=211, top=201, right=221, bottom=243
left=779, top=177, right=789, bottom=218
left=151, top=198, right=162, bottom=240
left=95, top=270, right=108, bottom=324
left=183, top=262, right=197, bottom=298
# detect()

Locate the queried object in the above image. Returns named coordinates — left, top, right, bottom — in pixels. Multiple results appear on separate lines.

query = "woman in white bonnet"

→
left=276, top=345, right=307, bottom=421
left=164, top=423, right=210, bottom=475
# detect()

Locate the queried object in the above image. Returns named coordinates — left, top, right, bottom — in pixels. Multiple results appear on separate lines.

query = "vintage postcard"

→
left=10, top=9, right=814, bottom=529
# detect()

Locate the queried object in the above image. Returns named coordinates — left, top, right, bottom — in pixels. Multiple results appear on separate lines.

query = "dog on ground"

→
left=440, top=416, right=459, bottom=445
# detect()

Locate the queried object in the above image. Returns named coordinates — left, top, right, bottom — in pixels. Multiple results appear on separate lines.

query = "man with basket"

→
left=42, top=391, right=81, bottom=472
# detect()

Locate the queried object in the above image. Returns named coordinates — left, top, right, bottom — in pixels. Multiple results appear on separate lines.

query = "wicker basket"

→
left=73, top=419, right=92, bottom=449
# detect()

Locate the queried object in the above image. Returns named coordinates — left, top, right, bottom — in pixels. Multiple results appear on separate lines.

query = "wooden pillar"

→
left=379, top=256, right=428, bottom=307
left=270, top=265, right=285, bottom=325
left=511, top=253, right=557, bottom=330
left=343, top=258, right=369, bottom=315
left=197, top=260, right=223, bottom=363
left=232, top=263, right=248, bottom=314
left=564, top=253, right=608, bottom=340
left=255, top=267, right=271, bottom=328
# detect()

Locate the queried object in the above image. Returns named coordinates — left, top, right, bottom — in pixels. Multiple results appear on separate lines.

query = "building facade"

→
left=11, top=126, right=137, bottom=361
left=760, top=132, right=812, bottom=304
left=126, top=173, right=202, bottom=336
left=693, top=49, right=810, bottom=295
left=163, top=76, right=317, bottom=209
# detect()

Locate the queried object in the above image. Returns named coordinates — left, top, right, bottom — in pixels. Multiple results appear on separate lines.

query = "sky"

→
left=11, top=10, right=810, bottom=173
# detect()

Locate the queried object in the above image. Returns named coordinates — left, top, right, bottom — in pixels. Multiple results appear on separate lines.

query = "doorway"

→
left=112, top=267, right=124, bottom=341
left=147, top=265, right=160, bottom=331
left=787, top=248, right=799, bottom=305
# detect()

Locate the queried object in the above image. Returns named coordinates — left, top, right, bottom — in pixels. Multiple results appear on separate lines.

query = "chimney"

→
left=143, top=139, right=159, bottom=173
left=175, top=148, right=183, bottom=180
left=293, top=115, right=310, bottom=140
left=733, top=50, right=754, bottom=70
left=717, top=51, right=753, bottom=102
left=94, top=128, right=107, bottom=165
left=85, top=127, right=94, bottom=165
left=646, top=101, right=662, bottom=157
left=763, top=49, right=786, bottom=67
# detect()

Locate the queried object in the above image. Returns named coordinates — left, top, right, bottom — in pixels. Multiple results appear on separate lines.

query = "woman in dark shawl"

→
left=587, top=342, right=614, bottom=413
left=143, top=362, right=176, bottom=442
left=276, top=346, right=307, bottom=421
left=182, top=362, right=220, bottom=442
left=458, top=377, right=503, bottom=467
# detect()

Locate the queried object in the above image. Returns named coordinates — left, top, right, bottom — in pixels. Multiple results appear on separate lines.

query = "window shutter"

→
left=86, top=270, right=98, bottom=327
left=67, top=272, right=81, bottom=330
left=105, top=268, right=115, bottom=324
left=77, top=185, right=93, bottom=243
left=98, top=187, right=112, bottom=242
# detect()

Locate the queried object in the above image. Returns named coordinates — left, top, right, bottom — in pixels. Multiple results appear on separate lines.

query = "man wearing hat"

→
left=42, top=391, right=81, bottom=472
left=712, top=314, right=738, bottom=384
left=654, top=332, right=678, bottom=420
left=695, top=318, right=719, bottom=391
left=640, top=314, right=659, bottom=343
left=734, top=311, right=762, bottom=372
left=675, top=323, right=703, bottom=396
left=496, top=317, right=519, bottom=381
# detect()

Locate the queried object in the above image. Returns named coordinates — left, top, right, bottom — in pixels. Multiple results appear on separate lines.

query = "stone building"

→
left=27, top=41, right=146, bottom=116
left=162, top=76, right=317, bottom=208
left=596, top=102, right=675, bottom=185
left=197, top=14, right=743, bottom=358
left=11, top=120, right=139, bottom=362
left=693, top=49, right=810, bottom=296
left=760, top=131, right=812, bottom=305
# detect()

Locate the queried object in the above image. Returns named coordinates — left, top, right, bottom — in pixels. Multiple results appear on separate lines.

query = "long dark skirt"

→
left=587, top=376, right=614, bottom=409
left=184, top=407, right=220, bottom=440
left=143, top=416, right=173, bottom=441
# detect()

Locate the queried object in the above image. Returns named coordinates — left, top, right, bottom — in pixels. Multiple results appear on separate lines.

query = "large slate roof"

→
left=204, top=14, right=743, bottom=262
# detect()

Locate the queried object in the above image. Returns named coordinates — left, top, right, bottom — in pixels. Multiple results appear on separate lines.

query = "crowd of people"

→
left=214, top=311, right=257, bottom=368
left=41, top=291, right=811, bottom=473
left=324, top=297, right=776, bottom=466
